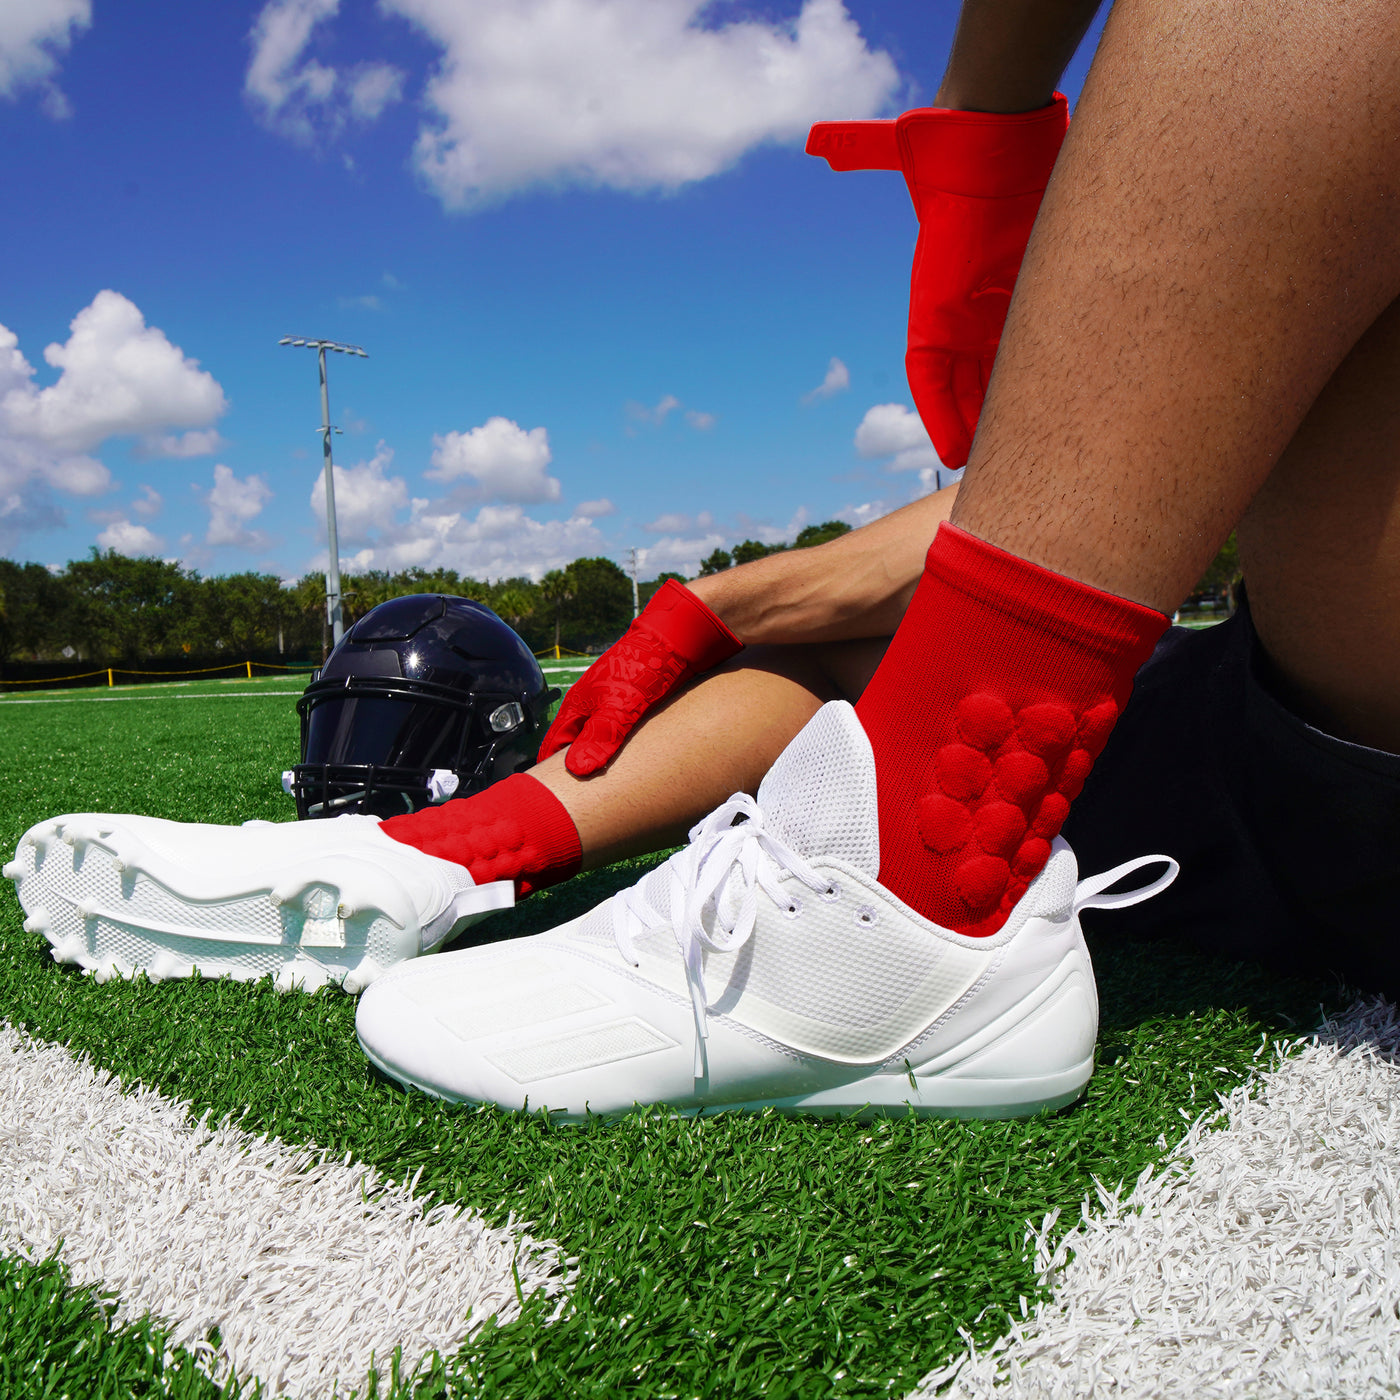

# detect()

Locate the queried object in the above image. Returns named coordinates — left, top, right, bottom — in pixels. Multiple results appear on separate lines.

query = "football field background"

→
left=0, top=672, right=1373, bottom=1398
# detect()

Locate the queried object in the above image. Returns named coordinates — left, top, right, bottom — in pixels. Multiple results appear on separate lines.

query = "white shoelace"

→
left=611, top=792, right=831, bottom=1077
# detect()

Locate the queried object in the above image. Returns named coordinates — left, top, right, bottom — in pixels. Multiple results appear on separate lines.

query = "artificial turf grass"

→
left=0, top=695, right=1344, bottom=1399
left=0, top=1253, right=251, bottom=1400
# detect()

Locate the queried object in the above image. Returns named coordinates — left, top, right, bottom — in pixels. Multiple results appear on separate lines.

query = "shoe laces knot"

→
left=611, top=792, right=827, bottom=1078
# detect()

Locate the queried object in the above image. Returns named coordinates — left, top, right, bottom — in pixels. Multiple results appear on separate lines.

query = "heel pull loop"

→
left=1074, top=855, right=1179, bottom=914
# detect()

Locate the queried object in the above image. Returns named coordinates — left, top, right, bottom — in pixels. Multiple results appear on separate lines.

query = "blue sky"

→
left=0, top=0, right=1106, bottom=582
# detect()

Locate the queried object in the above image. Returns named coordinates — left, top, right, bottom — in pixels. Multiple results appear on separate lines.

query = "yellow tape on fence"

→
left=533, top=645, right=593, bottom=660
left=1, top=659, right=318, bottom=690
left=108, top=663, right=248, bottom=677
left=0, top=668, right=111, bottom=686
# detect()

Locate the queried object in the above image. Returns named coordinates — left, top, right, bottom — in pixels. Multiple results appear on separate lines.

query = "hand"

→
left=807, top=96, right=1068, bottom=467
left=538, top=579, right=743, bottom=776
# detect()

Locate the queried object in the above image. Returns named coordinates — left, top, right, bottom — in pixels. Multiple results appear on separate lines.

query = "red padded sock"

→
left=381, top=773, right=582, bottom=898
left=856, top=524, right=1168, bottom=935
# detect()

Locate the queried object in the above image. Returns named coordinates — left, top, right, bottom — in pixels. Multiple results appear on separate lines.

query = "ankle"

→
left=382, top=773, right=582, bottom=897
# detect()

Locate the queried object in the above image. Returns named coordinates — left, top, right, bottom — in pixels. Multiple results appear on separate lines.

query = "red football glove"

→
left=538, top=579, right=743, bottom=777
left=807, top=96, right=1069, bottom=468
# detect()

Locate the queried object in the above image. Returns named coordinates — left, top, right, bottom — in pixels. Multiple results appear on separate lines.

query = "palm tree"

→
left=537, top=568, right=575, bottom=657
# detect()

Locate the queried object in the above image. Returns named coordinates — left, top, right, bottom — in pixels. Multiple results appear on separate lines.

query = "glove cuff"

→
left=897, top=94, right=1069, bottom=199
left=642, top=578, right=744, bottom=669
left=807, top=94, right=1068, bottom=198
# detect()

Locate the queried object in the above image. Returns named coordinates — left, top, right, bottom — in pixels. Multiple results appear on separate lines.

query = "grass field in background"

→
left=0, top=670, right=1337, bottom=1398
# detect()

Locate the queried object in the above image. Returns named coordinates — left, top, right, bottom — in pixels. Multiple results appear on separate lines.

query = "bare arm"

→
left=687, top=0, right=1105, bottom=645
left=687, top=485, right=957, bottom=644
left=935, top=0, right=1106, bottom=113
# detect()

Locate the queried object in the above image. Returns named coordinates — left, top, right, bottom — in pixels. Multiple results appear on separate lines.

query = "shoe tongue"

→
left=755, top=701, right=880, bottom=876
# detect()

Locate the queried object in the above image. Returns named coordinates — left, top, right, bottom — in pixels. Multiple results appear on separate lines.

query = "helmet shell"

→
left=289, top=594, right=556, bottom=819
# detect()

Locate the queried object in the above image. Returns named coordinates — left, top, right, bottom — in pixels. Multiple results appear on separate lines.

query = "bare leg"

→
left=953, top=0, right=1400, bottom=612
left=532, top=638, right=888, bottom=869
left=1238, top=295, right=1400, bottom=751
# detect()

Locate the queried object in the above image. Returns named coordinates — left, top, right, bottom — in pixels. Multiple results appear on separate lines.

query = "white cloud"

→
left=309, top=443, right=407, bottom=542
left=0, top=0, right=90, bottom=115
left=733, top=505, right=809, bottom=547
left=636, top=534, right=727, bottom=578
left=142, top=428, right=224, bottom=458
left=854, top=401, right=942, bottom=473
left=96, top=518, right=163, bottom=555
left=627, top=394, right=682, bottom=427
left=802, top=356, right=849, bottom=403
left=837, top=405, right=964, bottom=529
left=426, top=417, right=561, bottom=503
left=207, top=463, right=273, bottom=548
left=245, top=0, right=404, bottom=142
left=2, top=292, right=226, bottom=455
left=0, top=292, right=228, bottom=549
left=626, top=395, right=714, bottom=431
left=348, top=61, right=404, bottom=120
left=572, top=497, right=614, bottom=520
left=645, top=509, right=714, bottom=534
left=386, top=0, right=899, bottom=207
left=131, top=484, right=162, bottom=520
left=301, top=439, right=604, bottom=580
left=317, top=500, right=607, bottom=582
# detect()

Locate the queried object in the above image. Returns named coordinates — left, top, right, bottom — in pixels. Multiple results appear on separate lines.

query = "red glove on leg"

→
left=538, top=579, right=743, bottom=776
left=807, top=96, right=1069, bottom=468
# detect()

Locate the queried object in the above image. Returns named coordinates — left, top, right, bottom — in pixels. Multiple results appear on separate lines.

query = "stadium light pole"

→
left=278, top=336, right=368, bottom=647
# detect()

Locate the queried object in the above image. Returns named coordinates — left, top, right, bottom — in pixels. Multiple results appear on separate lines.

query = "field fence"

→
left=0, top=660, right=317, bottom=693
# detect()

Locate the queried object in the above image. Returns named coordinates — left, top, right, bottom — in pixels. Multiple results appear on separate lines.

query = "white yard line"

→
left=0, top=691, right=303, bottom=704
left=2, top=686, right=575, bottom=705
left=920, top=997, right=1400, bottom=1399
left=0, top=1022, right=572, bottom=1398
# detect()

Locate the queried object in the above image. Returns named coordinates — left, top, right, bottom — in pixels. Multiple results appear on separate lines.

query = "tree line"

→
left=0, top=520, right=854, bottom=666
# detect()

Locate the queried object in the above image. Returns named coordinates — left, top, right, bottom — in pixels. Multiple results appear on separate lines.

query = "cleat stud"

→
left=337, top=902, right=351, bottom=920
left=3, top=860, right=22, bottom=880
left=76, top=899, right=99, bottom=920
left=22, top=910, right=49, bottom=935
left=110, top=856, right=126, bottom=874
left=343, top=959, right=383, bottom=994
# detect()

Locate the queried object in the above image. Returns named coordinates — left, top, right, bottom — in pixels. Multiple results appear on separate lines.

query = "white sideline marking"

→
left=920, top=997, right=1400, bottom=1399
left=0, top=1022, right=572, bottom=1398
left=0, top=692, right=303, bottom=704
left=1, top=684, right=575, bottom=706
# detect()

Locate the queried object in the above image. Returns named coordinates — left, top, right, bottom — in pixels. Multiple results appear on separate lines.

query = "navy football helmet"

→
left=286, top=594, right=557, bottom=820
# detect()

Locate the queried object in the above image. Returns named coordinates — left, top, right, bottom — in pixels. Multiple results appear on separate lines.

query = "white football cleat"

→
left=356, top=702, right=1176, bottom=1119
left=6, top=812, right=513, bottom=993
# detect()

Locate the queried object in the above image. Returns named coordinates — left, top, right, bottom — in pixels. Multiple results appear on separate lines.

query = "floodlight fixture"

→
left=279, top=335, right=369, bottom=646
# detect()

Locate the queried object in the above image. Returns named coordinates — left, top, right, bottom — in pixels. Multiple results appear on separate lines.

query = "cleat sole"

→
left=5, top=812, right=467, bottom=994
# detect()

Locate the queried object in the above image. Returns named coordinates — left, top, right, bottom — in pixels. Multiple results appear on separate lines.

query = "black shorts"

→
left=1063, top=590, right=1400, bottom=997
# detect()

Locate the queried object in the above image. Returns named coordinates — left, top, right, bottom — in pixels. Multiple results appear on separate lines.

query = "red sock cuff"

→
left=381, top=773, right=582, bottom=898
left=925, top=524, right=1169, bottom=665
